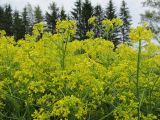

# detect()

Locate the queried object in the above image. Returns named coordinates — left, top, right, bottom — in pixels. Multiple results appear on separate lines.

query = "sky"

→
left=0, top=0, right=147, bottom=26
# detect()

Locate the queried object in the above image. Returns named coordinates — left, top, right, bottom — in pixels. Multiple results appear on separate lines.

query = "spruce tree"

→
left=59, top=7, right=67, bottom=20
left=119, top=0, right=132, bottom=43
left=0, top=6, right=4, bottom=30
left=82, top=0, right=93, bottom=39
left=93, top=4, right=104, bottom=37
left=13, top=11, right=24, bottom=40
left=34, top=5, right=43, bottom=23
left=105, top=0, right=117, bottom=20
left=94, top=4, right=104, bottom=20
left=105, top=0, right=118, bottom=46
left=141, top=0, right=160, bottom=43
left=3, top=4, right=13, bottom=36
left=22, top=7, right=30, bottom=35
left=71, top=0, right=83, bottom=39
left=45, top=2, right=59, bottom=34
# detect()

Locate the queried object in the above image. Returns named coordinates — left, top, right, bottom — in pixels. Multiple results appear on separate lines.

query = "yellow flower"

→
left=102, top=19, right=114, bottom=30
left=32, top=22, right=44, bottom=36
left=111, top=18, right=123, bottom=27
left=129, top=23, right=154, bottom=42
left=56, top=20, right=77, bottom=37
left=0, top=30, right=6, bottom=37
left=88, top=16, right=96, bottom=25
left=119, top=95, right=126, bottom=102
left=86, top=31, right=95, bottom=38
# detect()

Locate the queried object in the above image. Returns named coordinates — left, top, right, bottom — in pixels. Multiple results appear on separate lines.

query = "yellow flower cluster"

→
left=52, top=95, right=87, bottom=119
left=0, top=19, right=159, bottom=120
left=32, top=22, right=45, bottom=37
left=102, top=19, right=114, bottom=29
left=56, top=20, right=77, bottom=37
left=129, top=23, right=154, bottom=42
left=102, top=18, right=123, bottom=30
left=88, top=16, right=96, bottom=25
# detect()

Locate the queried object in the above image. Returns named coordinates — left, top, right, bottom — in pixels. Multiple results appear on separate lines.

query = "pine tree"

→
left=119, top=0, right=132, bottom=43
left=13, top=11, right=24, bottom=40
left=141, top=0, right=160, bottom=43
left=45, top=2, right=59, bottom=34
left=34, top=5, right=43, bottom=23
left=3, top=4, right=13, bottom=36
left=71, top=0, right=83, bottom=39
left=59, top=7, right=67, bottom=20
left=82, top=0, right=93, bottom=39
left=93, top=4, right=104, bottom=37
left=22, top=7, right=30, bottom=35
left=105, top=0, right=118, bottom=46
left=0, top=6, right=4, bottom=30
left=105, top=0, right=117, bottom=20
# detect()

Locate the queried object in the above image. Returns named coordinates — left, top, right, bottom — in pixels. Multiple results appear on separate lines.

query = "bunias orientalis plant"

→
left=129, top=23, right=154, bottom=120
left=0, top=19, right=160, bottom=120
left=55, top=20, right=77, bottom=69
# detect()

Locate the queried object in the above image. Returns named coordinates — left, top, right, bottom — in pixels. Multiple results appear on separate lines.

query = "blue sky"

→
left=0, top=0, right=146, bottom=26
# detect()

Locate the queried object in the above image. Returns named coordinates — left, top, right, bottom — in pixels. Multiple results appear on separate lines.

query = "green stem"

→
left=61, top=33, right=70, bottom=69
left=136, top=40, right=142, bottom=120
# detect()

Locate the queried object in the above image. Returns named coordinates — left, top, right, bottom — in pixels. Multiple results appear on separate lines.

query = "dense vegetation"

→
left=0, top=18, right=159, bottom=120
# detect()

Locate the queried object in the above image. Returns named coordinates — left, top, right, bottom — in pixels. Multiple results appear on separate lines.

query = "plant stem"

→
left=61, top=33, right=70, bottom=69
left=136, top=40, right=142, bottom=120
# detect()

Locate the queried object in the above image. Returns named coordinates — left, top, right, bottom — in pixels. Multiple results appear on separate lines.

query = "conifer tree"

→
left=119, top=0, right=132, bottom=43
left=93, top=4, right=104, bottom=37
left=3, top=4, right=13, bottom=36
left=105, top=0, right=118, bottom=46
left=0, top=6, right=4, bottom=30
left=71, top=0, right=83, bottom=39
left=82, top=0, right=93, bottom=39
left=34, top=5, right=43, bottom=23
left=13, top=11, right=24, bottom=40
left=59, top=7, right=67, bottom=20
left=105, top=0, right=117, bottom=20
left=22, top=7, right=30, bottom=35
left=45, top=2, right=59, bottom=34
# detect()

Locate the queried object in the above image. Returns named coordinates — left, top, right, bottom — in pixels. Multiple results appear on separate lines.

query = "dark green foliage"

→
left=105, top=0, right=118, bottom=46
left=22, top=7, right=30, bottom=35
left=93, top=4, right=104, bottom=37
left=81, top=0, right=93, bottom=39
left=0, top=6, right=4, bottom=30
left=34, top=5, right=43, bottom=23
left=45, top=2, right=59, bottom=34
left=119, top=0, right=132, bottom=43
left=71, top=0, right=83, bottom=39
left=105, top=0, right=117, bottom=20
left=13, top=11, right=24, bottom=40
left=3, top=4, right=13, bottom=36
left=59, top=7, right=67, bottom=20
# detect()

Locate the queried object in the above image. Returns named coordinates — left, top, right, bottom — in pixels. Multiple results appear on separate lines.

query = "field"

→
left=0, top=20, right=160, bottom=120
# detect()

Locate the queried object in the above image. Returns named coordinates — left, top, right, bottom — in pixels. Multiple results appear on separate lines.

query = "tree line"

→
left=0, top=0, right=132, bottom=46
